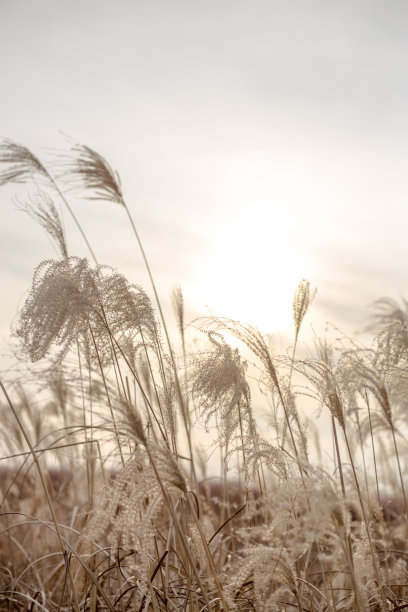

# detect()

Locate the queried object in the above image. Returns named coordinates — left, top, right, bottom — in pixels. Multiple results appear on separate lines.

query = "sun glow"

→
left=195, top=194, right=309, bottom=336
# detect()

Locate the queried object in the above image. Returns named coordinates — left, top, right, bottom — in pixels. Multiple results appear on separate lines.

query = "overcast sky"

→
left=1, top=0, right=408, bottom=369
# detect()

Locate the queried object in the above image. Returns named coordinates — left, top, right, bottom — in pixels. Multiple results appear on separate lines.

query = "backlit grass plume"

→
left=17, top=190, right=68, bottom=258
left=192, top=332, right=251, bottom=430
left=15, top=256, right=156, bottom=362
left=292, top=278, right=316, bottom=342
left=192, top=331, right=257, bottom=489
left=0, top=138, right=47, bottom=185
left=60, top=142, right=124, bottom=203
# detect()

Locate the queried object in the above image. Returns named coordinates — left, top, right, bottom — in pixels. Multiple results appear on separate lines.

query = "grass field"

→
left=1, top=139, right=407, bottom=611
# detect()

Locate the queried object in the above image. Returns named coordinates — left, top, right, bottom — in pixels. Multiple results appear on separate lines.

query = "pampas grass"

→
left=1, top=139, right=408, bottom=611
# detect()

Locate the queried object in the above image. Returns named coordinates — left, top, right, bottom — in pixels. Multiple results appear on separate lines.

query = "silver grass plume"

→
left=368, top=297, right=408, bottom=368
left=345, top=352, right=395, bottom=430
left=98, top=265, right=157, bottom=338
left=191, top=332, right=253, bottom=449
left=85, top=400, right=186, bottom=552
left=158, top=369, right=178, bottom=449
left=245, top=436, right=290, bottom=480
left=369, top=296, right=408, bottom=330
left=59, top=142, right=123, bottom=204
left=17, top=190, right=68, bottom=258
left=171, top=284, right=185, bottom=337
left=196, top=317, right=309, bottom=472
left=353, top=521, right=384, bottom=610
left=0, top=139, right=48, bottom=186
left=298, top=340, right=349, bottom=429
left=229, top=545, right=298, bottom=611
left=15, top=257, right=157, bottom=362
left=292, top=279, right=316, bottom=342
left=375, top=321, right=408, bottom=368
left=196, top=317, right=280, bottom=389
left=16, top=257, right=99, bottom=362
left=84, top=450, right=165, bottom=553
left=171, top=284, right=191, bottom=430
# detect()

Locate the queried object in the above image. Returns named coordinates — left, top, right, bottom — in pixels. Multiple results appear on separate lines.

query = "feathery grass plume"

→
left=196, top=316, right=281, bottom=388
left=345, top=352, right=395, bottom=430
left=230, top=545, right=299, bottom=611
left=171, top=284, right=193, bottom=450
left=346, top=351, right=408, bottom=518
left=343, top=348, right=408, bottom=436
left=158, top=369, right=178, bottom=449
left=369, top=296, right=408, bottom=329
left=121, top=396, right=218, bottom=609
left=299, top=339, right=348, bottom=429
left=97, top=265, right=157, bottom=338
left=15, top=257, right=157, bottom=363
left=335, top=344, right=406, bottom=468
left=198, top=317, right=312, bottom=479
left=284, top=279, right=315, bottom=451
left=245, top=472, right=363, bottom=610
left=292, top=278, right=316, bottom=342
left=245, top=437, right=290, bottom=481
left=120, top=395, right=148, bottom=445
left=368, top=297, right=408, bottom=370
left=60, top=143, right=123, bottom=203
left=171, top=284, right=185, bottom=337
left=0, top=138, right=48, bottom=186
left=88, top=402, right=186, bottom=555
left=121, top=332, right=179, bottom=447
left=191, top=332, right=253, bottom=450
left=15, top=257, right=99, bottom=362
left=353, top=521, right=385, bottom=610
left=84, top=450, right=164, bottom=553
left=16, top=190, right=68, bottom=258
left=375, top=320, right=408, bottom=369
left=189, top=522, right=208, bottom=572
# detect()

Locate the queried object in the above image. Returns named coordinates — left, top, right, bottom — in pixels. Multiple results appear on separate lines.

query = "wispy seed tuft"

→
left=61, top=142, right=123, bottom=204
left=0, top=138, right=47, bottom=186
left=292, top=279, right=316, bottom=341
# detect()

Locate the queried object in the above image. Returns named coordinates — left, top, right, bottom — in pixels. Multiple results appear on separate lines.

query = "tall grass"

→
left=0, top=139, right=407, bottom=611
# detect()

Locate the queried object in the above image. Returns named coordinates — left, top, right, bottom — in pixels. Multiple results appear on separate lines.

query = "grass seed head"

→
left=0, top=138, right=47, bottom=186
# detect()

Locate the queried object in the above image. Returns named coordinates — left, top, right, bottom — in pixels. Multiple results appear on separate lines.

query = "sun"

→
left=194, top=195, right=310, bottom=336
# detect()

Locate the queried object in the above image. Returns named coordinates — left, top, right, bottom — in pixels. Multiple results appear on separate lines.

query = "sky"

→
left=1, top=0, right=408, bottom=370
